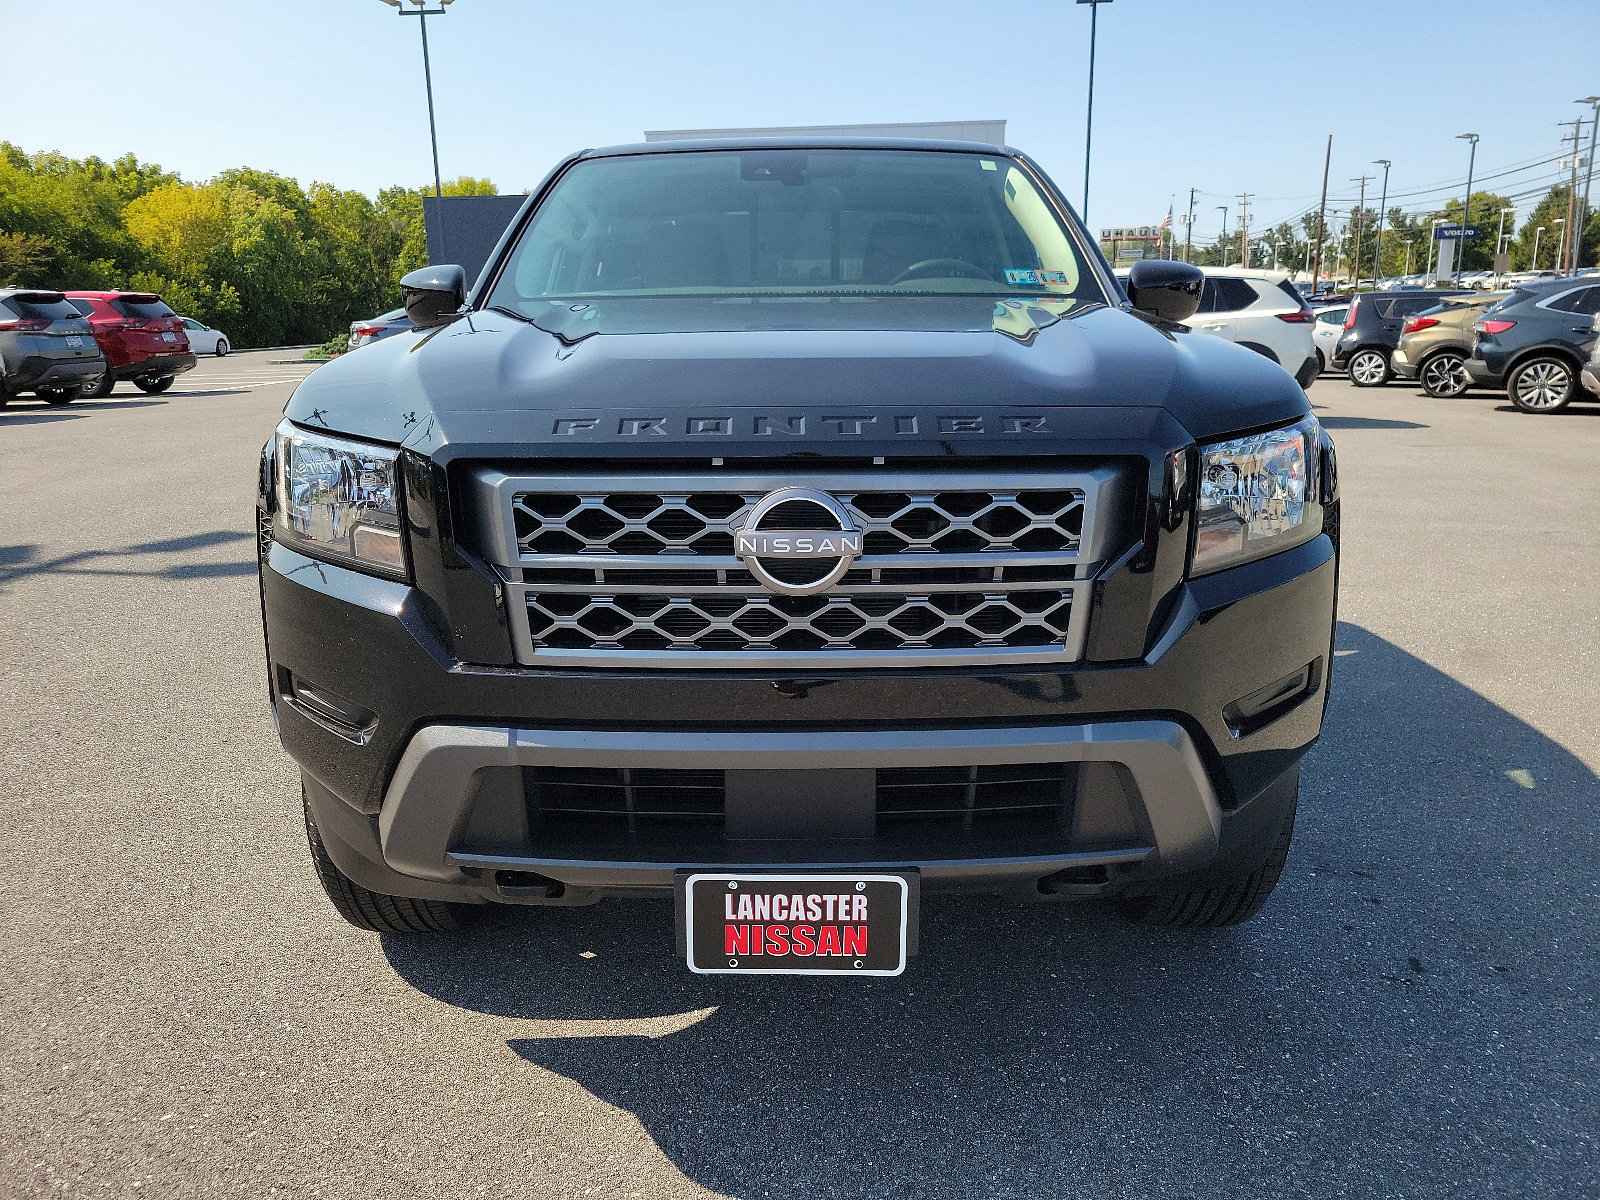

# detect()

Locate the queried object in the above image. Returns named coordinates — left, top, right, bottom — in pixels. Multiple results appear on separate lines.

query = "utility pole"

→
left=1558, top=117, right=1585, bottom=273
left=1578, top=97, right=1600, bottom=272
left=1370, top=159, right=1391, bottom=287
left=1236, top=193, right=1253, bottom=268
left=1348, top=175, right=1371, bottom=290
left=1311, top=134, right=1332, bottom=292
left=1183, top=187, right=1196, bottom=263
left=1454, top=133, right=1479, bottom=284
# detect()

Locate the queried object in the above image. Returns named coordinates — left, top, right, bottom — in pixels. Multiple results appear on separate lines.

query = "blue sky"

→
left=7, top=0, right=1597, bottom=244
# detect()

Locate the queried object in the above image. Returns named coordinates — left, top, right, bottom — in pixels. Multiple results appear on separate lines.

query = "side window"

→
left=1209, top=278, right=1257, bottom=312
left=1195, top=280, right=1219, bottom=314
left=184, top=318, right=203, bottom=330
left=69, top=299, right=95, bottom=317
left=1316, top=308, right=1345, bottom=325
left=1546, top=287, right=1600, bottom=315
left=1395, top=297, right=1437, bottom=317
left=1276, top=280, right=1304, bottom=305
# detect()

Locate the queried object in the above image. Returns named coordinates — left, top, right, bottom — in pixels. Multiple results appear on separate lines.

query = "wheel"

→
left=303, top=787, right=475, bottom=934
left=1420, top=351, right=1469, bottom=398
left=1314, top=348, right=1326, bottom=375
left=215, top=338, right=229, bottom=357
left=1347, top=349, right=1391, bottom=387
left=1508, top=356, right=1576, bottom=413
left=133, top=374, right=174, bottom=394
left=1115, top=786, right=1297, bottom=929
left=35, top=383, right=83, bottom=406
left=82, top=372, right=114, bottom=399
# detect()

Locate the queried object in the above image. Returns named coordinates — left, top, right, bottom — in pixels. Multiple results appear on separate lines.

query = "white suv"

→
left=1181, top=267, right=1319, bottom=389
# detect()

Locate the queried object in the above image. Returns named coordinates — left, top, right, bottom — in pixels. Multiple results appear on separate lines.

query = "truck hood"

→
left=286, top=296, right=1309, bottom=460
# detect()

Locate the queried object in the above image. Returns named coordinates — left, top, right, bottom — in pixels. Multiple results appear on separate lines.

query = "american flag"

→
left=1159, top=203, right=1173, bottom=232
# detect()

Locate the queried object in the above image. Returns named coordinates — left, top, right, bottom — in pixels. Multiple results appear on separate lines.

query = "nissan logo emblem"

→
left=735, top=488, right=864, bottom=596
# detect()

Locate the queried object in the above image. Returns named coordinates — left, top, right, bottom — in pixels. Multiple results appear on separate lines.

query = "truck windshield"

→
left=487, top=149, right=1100, bottom=308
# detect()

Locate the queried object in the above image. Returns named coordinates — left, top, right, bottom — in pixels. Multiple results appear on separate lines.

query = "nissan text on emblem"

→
left=735, top=488, right=864, bottom=596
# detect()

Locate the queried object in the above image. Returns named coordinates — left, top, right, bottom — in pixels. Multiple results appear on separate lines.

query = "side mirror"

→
left=400, top=264, right=467, bottom=329
left=1126, top=260, right=1205, bottom=323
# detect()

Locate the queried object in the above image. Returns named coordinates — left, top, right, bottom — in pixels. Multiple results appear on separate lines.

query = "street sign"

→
left=1434, top=224, right=1481, bottom=241
left=1493, top=252, right=1509, bottom=274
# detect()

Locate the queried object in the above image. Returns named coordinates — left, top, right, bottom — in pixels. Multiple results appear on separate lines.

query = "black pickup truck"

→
left=259, top=140, right=1338, bottom=976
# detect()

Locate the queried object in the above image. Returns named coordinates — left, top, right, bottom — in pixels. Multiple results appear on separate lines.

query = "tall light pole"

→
left=1076, top=0, right=1112, bottom=221
left=1370, top=159, right=1391, bottom=288
left=1216, top=206, right=1229, bottom=266
left=1403, top=239, right=1415, bottom=276
left=1454, top=133, right=1479, bottom=284
left=1578, top=97, right=1600, bottom=272
left=1532, top=226, right=1546, bottom=270
left=380, top=0, right=458, bottom=259
left=1553, top=218, right=1566, bottom=272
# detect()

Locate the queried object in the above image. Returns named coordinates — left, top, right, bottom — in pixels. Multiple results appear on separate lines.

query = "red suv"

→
left=64, top=292, right=196, bottom=397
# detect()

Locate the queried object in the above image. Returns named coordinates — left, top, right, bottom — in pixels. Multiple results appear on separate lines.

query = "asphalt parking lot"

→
left=1, top=353, right=1597, bottom=1198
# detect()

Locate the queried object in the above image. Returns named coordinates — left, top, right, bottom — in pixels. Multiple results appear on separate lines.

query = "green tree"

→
left=1505, top=185, right=1598, bottom=270
left=0, top=142, right=498, bottom=346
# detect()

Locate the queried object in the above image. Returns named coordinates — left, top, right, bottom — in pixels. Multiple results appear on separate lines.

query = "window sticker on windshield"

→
left=980, top=159, right=998, bottom=171
left=1005, top=269, right=1068, bottom=286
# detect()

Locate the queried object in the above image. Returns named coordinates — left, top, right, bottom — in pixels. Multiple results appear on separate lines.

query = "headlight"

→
left=1192, top=415, right=1322, bottom=576
left=273, top=420, right=407, bottom=579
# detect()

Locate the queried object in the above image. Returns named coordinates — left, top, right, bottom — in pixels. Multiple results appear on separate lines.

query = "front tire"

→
left=1347, top=349, right=1391, bottom=387
left=133, top=374, right=174, bottom=394
left=303, top=788, right=475, bottom=934
left=1509, top=356, right=1576, bottom=413
left=1420, top=351, right=1469, bottom=398
left=1115, top=787, right=1297, bottom=929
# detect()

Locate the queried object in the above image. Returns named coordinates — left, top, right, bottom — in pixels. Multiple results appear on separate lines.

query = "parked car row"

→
left=0, top=287, right=230, bottom=407
left=1324, top=275, right=1600, bottom=412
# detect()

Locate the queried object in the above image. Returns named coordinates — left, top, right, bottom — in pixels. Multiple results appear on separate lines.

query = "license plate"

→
left=684, top=873, right=910, bottom=976
left=66, top=335, right=84, bottom=348
left=162, top=331, right=177, bottom=342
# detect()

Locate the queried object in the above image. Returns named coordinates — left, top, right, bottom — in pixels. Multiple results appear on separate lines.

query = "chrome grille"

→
left=469, top=469, right=1125, bottom=668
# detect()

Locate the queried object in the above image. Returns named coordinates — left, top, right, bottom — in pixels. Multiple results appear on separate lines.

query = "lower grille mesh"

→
left=525, top=765, right=1073, bottom=835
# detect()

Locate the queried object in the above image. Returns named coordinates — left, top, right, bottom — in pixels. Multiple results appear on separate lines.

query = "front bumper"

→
left=268, top=527, right=1337, bottom=906
left=1580, top=363, right=1599, bottom=397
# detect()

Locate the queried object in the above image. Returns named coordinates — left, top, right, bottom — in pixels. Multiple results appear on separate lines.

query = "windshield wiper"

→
left=489, top=304, right=598, bottom=348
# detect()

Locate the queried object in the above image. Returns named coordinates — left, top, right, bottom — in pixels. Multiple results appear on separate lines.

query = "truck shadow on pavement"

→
left=0, top=530, right=255, bottom=590
left=382, top=622, right=1600, bottom=1197
left=0, top=399, right=166, bottom=425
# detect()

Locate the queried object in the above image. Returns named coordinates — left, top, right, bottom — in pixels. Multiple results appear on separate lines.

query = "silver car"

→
left=0, top=289, right=107, bottom=407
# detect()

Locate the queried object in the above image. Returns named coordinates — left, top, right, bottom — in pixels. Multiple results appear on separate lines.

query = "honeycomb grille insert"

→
left=471, top=470, right=1119, bottom=668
